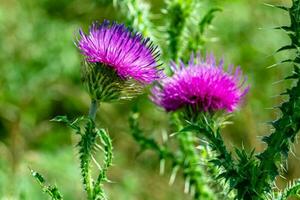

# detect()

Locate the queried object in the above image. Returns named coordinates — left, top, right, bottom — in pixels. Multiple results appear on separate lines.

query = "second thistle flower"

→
left=77, top=20, right=161, bottom=102
left=151, top=54, right=249, bottom=114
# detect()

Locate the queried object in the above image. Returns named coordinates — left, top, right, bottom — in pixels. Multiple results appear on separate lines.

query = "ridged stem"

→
left=190, top=114, right=238, bottom=198
left=173, top=114, right=215, bottom=200
left=178, top=132, right=215, bottom=199
left=166, top=1, right=191, bottom=61
left=80, top=127, right=96, bottom=200
left=256, top=71, right=300, bottom=195
left=255, top=1, right=300, bottom=196
left=81, top=99, right=99, bottom=200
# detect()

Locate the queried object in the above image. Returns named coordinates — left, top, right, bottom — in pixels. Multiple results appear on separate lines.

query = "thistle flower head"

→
left=151, top=53, right=249, bottom=113
left=77, top=20, right=161, bottom=84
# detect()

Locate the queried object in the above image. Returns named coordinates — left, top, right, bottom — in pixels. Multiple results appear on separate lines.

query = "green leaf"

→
left=31, top=170, right=45, bottom=183
left=50, top=115, right=69, bottom=123
left=51, top=115, right=86, bottom=133
left=30, top=169, right=63, bottom=200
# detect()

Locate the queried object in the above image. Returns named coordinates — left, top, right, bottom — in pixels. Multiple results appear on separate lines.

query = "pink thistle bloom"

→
left=77, top=20, right=161, bottom=84
left=151, top=54, right=249, bottom=113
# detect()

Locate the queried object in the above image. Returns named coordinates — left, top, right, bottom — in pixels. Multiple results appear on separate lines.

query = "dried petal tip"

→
left=151, top=54, right=249, bottom=113
left=77, top=20, right=161, bottom=84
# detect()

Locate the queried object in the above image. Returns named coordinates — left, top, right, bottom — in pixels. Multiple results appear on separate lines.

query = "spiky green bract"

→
left=256, top=0, right=300, bottom=196
left=129, top=109, right=222, bottom=200
left=51, top=115, right=113, bottom=200
left=82, top=62, right=143, bottom=102
left=30, top=169, right=63, bottom=200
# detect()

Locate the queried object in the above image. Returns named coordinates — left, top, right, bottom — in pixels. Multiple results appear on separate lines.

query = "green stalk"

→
left=81, top=99, right=99, bottom=200
left=172, top=113, right=216, bottom=200
left=181, top=114, right=240, bottom=199
left=177, top=132, right=215, bottom=199
left=255, top=1, right=300, bottom=196
left=89, top=99, right=98, bottom=121
left=165, top=0, right=192, bottom=61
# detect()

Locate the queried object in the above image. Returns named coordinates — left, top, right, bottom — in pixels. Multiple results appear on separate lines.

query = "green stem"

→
left=173, top=114, right=215, bottom=200
left=255, top=1, right=300, bottom=196
left=86, top=161, right=94, bottom=200
left=177, top=132, right=215, bottom=200
left=89, top=99, right=98, bottom=120
left=189, top=115, right=239, bottom=197
left=83, top=99, right=99, bottom=200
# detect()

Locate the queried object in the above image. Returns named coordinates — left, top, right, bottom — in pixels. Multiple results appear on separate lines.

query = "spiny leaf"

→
left=51, top=115, right=86, bottom=133
left=97, top=128, right=113, bottom=169
left=77, top=119, right=98, bottom=198
left=50, top=115, right=69, bottom=123
left=31, top=170, right=45, bottom=183
left=30, top=169, right=63, bottom=200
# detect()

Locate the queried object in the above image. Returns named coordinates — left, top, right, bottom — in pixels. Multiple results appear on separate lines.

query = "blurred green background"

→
left=0, top=0, right=297, bottom=199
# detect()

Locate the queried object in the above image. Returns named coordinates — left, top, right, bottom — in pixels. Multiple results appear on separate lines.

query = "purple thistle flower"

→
left=151, top=53, right=249, bottom=113
left=77, top=20, right=161, bottom=84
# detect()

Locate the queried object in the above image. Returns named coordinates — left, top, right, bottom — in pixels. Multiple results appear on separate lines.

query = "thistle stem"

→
left=89, top=99, right=98, bottom=120
left=172, top=114, right=215, bottom=200
left=86, top=160, right=94, bottom=200
left=177, top=131, right=214, bottom=200
left=82, top=99, right=99, bottom=200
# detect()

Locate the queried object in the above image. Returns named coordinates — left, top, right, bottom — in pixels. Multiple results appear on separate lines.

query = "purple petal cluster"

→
left=77, top=20, right=161, bottom=84
left=151, top=54, right=249, bottom=113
